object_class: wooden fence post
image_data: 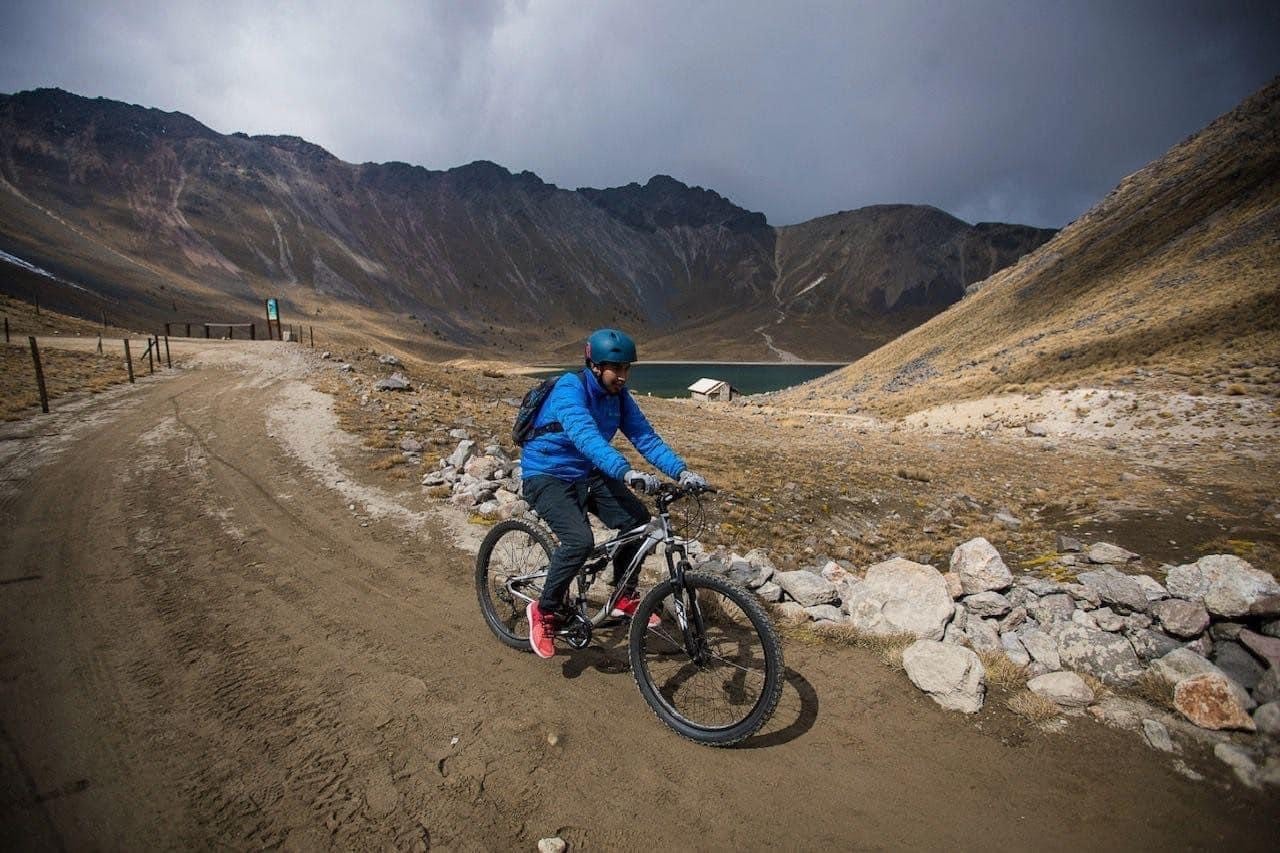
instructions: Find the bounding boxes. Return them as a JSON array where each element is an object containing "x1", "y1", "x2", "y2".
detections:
[
  {"x1": 101, "y1": 310, "x2": 107, "y2": 329},
  {"x1": 164, "y1": 322, "x2": 170, "y2": 338},
  {"x1": 28, "y1": 337, "x2": 49, "y2": 413},
  {"x1": 186, "y1": 322, "x2": 192, "y2": 337},
  {"x1": 164, "y1": 335, "x2": 172, "y2": 368},
  {"x1": 310, "y1": 325, "x2": 314, "y2": 347},
  {"x1": 97, "y1": 334, "x2": 103, "y2": 354},
  {"x1": 146, "y1": 338, "x2": 154, "y2": 374},
  {"x1": 250, "y1": 323, "x2": 256, "y2": 340},
  {"x1": 124, "y1": 339, "x2": 135, "y2": 383},
  {"x1": 4, "y1": 316, "x2": 8, "y2": 343},
  {"x1": 204, "y1": 324, "x2": 210, "y2": 339}
]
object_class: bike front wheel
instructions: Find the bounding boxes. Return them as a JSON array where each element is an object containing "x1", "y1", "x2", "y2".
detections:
[
  {"x1": 475, "y1": 519, "x2": 553, "y2": 651},
  {"x1": 629, "y1": 572, "x2": 784, "y2": 746}
]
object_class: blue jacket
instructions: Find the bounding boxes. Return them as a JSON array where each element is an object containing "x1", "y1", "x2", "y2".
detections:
[{"x1": 520, "y1": 369, "x2": 686, "y2": 483}]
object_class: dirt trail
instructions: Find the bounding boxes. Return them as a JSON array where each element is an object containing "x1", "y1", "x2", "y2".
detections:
[{"x1": 0, "y1": 342, "x2": 1275, "y2": 849}]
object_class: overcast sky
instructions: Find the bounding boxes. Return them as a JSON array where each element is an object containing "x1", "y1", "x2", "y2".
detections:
[{"x1": 2, "y1": 1, "x2": 1277, "y2": 228}]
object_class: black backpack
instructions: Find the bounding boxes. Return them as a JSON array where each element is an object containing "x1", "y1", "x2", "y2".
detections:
[{"x1": 512, "y1": 371, "x2": 588, "y2": 446}]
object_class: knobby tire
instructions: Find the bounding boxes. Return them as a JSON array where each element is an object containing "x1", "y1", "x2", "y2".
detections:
[{"x1": 475, "y1": 518, "x2": 553, "y2": 651}]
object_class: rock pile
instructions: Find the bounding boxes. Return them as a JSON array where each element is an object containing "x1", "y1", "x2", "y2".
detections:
[{"x1": 427, "y1": 438, "x2": 528, "y2": 520}]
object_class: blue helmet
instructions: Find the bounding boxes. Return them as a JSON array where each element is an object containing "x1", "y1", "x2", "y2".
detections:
[{"x1": 585, "y1": 328, "x2": 637, "y2": 365}]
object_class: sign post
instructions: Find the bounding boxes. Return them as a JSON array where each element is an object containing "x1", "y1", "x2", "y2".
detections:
[{"x1": 265, "y1": 298, "x2": 282, "y2": 341}]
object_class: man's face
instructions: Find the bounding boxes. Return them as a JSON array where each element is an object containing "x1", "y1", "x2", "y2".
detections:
[{"x1": 596, "y1": 361, "x2": 630, "y2": 394}]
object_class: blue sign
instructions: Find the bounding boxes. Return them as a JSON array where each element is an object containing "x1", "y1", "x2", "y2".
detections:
[{"x1": 266, "y1": 298, "x2": 279, "y2": 321}]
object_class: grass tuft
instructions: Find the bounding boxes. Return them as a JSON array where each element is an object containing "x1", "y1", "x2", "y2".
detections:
[
  {"x1": 978, "y1": 651, "x2": 1028, "y2": 689},
  {"x1": 1130, "y1": 671, "x2": 1176, "y2": 711},
  {"x1": 1007, "y1": 690, "x2": 1061, "y2": 722}
]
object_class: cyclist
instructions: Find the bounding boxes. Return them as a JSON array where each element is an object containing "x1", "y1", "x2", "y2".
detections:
[{"x1": 520, "y1": 328, "x2": 707, "y2": 658}]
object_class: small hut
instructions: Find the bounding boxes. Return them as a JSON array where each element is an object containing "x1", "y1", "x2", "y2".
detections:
[{"x1": 688, "y1": 377, "x2": 739, "y2": 402}]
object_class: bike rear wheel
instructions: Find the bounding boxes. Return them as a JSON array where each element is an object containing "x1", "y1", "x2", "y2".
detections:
[
  {"x1": 629, "y1": 572, "x2": 784, "y2": 746},
  {"x1": 475, "y1": 519, "x2": 553, "y2": 651}
]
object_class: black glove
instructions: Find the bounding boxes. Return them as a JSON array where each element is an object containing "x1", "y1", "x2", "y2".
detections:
[{"x1": 624, "y1": 469, "x2": 660, "y2": 495}]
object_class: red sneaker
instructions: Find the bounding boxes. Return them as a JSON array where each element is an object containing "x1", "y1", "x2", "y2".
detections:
[
  {"x1": 611, "y1": 593, "x2": 660, "y2": 627},
  {"x1": 526, "y1": 601, "x2": 556, "y2": 659}
]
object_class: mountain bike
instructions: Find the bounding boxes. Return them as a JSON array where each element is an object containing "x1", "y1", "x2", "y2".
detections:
[{"x1": 475, "y1": 482, "x2": 784, "y2": 746}]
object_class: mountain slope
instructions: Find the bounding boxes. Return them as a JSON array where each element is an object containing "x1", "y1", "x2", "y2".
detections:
[
  {"x1": 783, "y1": 77, "x2": 1280, "y2": 413},
  {"x1": 0, "y1": 88, "x2": 1052, "y2": 360}
]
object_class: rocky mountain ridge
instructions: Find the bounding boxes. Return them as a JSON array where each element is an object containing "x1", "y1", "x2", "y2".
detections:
[{"x1": 0, "y1": 88, "x2": 1052, "y2": 360}]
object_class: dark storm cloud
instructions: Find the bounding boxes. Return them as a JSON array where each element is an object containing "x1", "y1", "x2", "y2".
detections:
[{"x1": 2, "y1": 1, "x2": 1277, "y2": 227}]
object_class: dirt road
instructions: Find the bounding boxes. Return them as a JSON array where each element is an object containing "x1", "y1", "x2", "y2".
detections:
[{"x1": 1, "y1": 343, "x2": 1275, "y2": 850}]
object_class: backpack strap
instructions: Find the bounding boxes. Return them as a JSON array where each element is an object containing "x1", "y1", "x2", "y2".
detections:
[{"x1": 528, "y1": 370, "x2": 590, "y2": 440}]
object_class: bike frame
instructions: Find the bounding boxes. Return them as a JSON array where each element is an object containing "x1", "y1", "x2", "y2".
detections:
[{"x1": 502, "y1": 487, "x2": 701, "y2": 648}]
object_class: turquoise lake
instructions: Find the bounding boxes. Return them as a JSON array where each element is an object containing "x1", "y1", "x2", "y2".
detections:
[{"x1": 532, "y1": 362, "x2": 846, "y2": 398}]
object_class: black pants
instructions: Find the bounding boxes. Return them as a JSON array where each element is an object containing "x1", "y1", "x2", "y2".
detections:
[{"x1": 523, "y1": 472, "x2": 651, "y2": 612}]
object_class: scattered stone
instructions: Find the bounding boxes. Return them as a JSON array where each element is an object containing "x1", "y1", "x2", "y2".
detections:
[
  {"x1": 1022, "y1": 577, "x2": 1065, "y2": 596},
  {"x1": 1087, "y1": 697, "x2": 1142, "y2": 730},
  {"x1": 320, "y1": 350, "x2": 331, "y2": 359},
  {"x1": 1149, "y1": 598, "x2": 1210, "y2": 639},
  {"x1": 902, "y1": 640, "x2": 986, "y2": 713},
  {"x1": 842, "y1": 558, "x2": 954, "y2": 639},
  {"x1": 942, "y1": 571, "x2": 963, "y2": 600},
  {"x1": 774, "y1": 570, "x2": 839, "y2": 608},
  {"x1": 1071, "y1": 609, "x2": 1098, "y2": 630},
  {"x1": 448, "y1": 428, "x2": 469, "y2": 440},
  {"x1": 1123, "y1": 612, "x2": 1151, "y2": 631},
  {"x1": 1076, "y1": 568, "x2": 1148, "y2": 613},
  {"x1": 950, "y1": 537, "x2": 1012, "y2": 595},
  {"x1": 377, "y1": 354, "x2": 401, "y2": 365},
  {"x1": 1260, "y1": 619, "x2": 1280, "y2": 639},
  {"x1": 338, "y1": 362, "x2": 354, "y2": 372},
  {"x1": 1183, "y1": 633, "x2": 1213, "y2": 658},
  {"x1": 1087, "y1": 542, "x2": 1137, "y2": 564},
  {"x1": 1253, "y1": 702, "x2": 1280, "y2": 737},
  {"x1": 399, "y1": 437, "x2": 424, "y2": 454},
  {"x1": 1151, "y1": 648, "x2": 1224, "y2": 683},
  {"x1": 1254, "y1": 668, "x2": 1280, "y2": 705},
  {"x1": 1027, "y1": 671, "x2": 1094, "y2": 707},
  {"x1": 1065, "y1": 583, "x2": 1101, "y2": 608},
  {"x1": 992, "y1": 511, "x2": 1022, "y2": 530},
  {"x1": 774, "y1": 601, "x2": 807, "y2": 621},
  {"x1": 962, "y1": 591, "x2": 1011, "y2": 618},
  {"x1": 538, "y1": 837, "x2": 568, "y2": 853},
  {"x1": 1054, "y1": 624, "x2": 1144, "y2": 685},
  {"x1": 820, "y1": 560, "x2": 852, "y2": 585},
  {"x1": 1175, "y1": 674, "x2": 1257, "y2": 731},
  {"x1": 1172, "y1": 760, "x2": 1204, "y2": 782},
  {"x1": 1055, "y1": 533, "x2": 1083, "y2": 553},
  {"x1": 1238, "y1": 628, "x2": 1280, "y2": 669},
  {"x1": 1209, "y1": 622, "x2": 1245, "y2": 641},
  {"x1": 1212, "y1": 743, "x2": 1260, "y2": 788},
  {"x1": 375, "y1": 372, "x2": 411, "y2": 391},
  {"x1": 1141, "y1": 719, "x2": 1175, "y2": 752}
]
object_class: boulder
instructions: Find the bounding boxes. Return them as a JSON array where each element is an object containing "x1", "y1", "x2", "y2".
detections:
[
  {"x1": 399, "y1": 437, "x2": 424, "y2": 453},
  {"x1": 1239, "y1": 628, "x2": 1280, "y2": 670},
  {"x1": 1150, "y1": 647, "x2": 1223, "y2": 684},
  {"x1": 773, "y1": 601, "x2": 808, "y2": 621},
  {"x1": 1054, "y1": 624, "x2": 1144, "y2": 685},
  {"x1": 1087, "y1": 542, "x2": 1137, "y2": 564},
  {"x1": 1076, "y1": 568, "x2": 1148, "y2": 613},
  {"x1": 1165, "y1": 554, "x2": 1280, "y2": 618},
  {"x1": 1030, "y1": 593, "x2": 1075, "y2": 626},
  {"x1": 1055, "y1": 533, "x2": 1083, "y2": 553},
  {"x1": 992, "y1": 511, "x2": 1022, "y2": 530},
  {"x1": 998, "y1": 606, "x2": 1027, "y2": 633},
  {"x1": 1150, "y1": 598, "x2": 1210, "y2": 639},
  {"x1": 942, "y1": 571, "x2": 963, "y2": 600},
  {"x1": 965, "y1": 619, "x2": 1002, "y2": 653},
  {"x1": 902, "y1": 641, "x2": 986, "y2": 713},
  {"x1": 774, "y1": 571, "x2": 839, "y2": 607},
  {"x1": 1128, "y1": 628, "x2": 1181, "y2": 662},
  {"x1": 1132, "y1": 574, "x2": 1169, "y2": 603},
  {"x1": 464, "y1": 455, "x2": 502, "y2": 481},
  {"x1": 806, "y1": 604, "x2": 846, "y2": 623},
  {"x1": 1254, "y1": 668, "x2": 1280, "y2": 705},
  {"x1": 1001, "y1": 632, "x2": 1031, "y2": 667},
  {"x1": 446, "y1": 440, "x2": 477, "y2": 469},
  {"x1": 1091, "y1": 607, "x2": 1126, "y2": 633},
  {"x1": 1065, "y1": 583, "x2": 1102, "y2": 608},
  {"x1": 1253, "y1": 702, "x2": 1280, "y2": 737},
  {"x1": 962, "y1": 591, "x2": 1011, "y2": 618},
  {"x1": 842, "y1": 558, "x2": 954, "y2": 640},
  {"x1": 729, "y1": 559, "x2": 773, "y2": 590},
  {"x1": 1027, "y1": 671, "x2": 1094, "y2": 707},
  {"x1": 743, "y1": 548, "x2": 778, "y2": 573},
  {"x1": 1175, "y1": 674, "x2": 1256, "y2": 731},
  {"x1": 1019, "y1": 628, "x2": 1061, "y2": 671},
  {"x1": 1071, "y1": 609, "x2": 1098, "y2": 630},
  {"x1": 951, "y1": 538, "x2": 1012, "y2": 594},
  {"x1": 754, "y1": 581, "x2": 783, "y2": 603},
  {"x1": 1212, "y1": 641, "x2": 1265, "y2": 691}
]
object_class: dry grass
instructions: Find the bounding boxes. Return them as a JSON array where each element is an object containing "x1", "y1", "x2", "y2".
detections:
[
  {"x1": 1007, "y1": 690, "x2": 1061, "y2": 722},
  {"x1": 1128, "y1": 671, "x2": 1176, "y2": 711},
  {"x1": 368, "y1": 454, "x2": 406, "y2": 471},
  {"x1": 978, "y1": 651, "x2": 1029, "y2": 689},
  {"x1": 795, "y1": 621, "x2": 917, "y2": 668},
  {"x1": 1, "y1": 340, "x2": 134, "y2": 419}
]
